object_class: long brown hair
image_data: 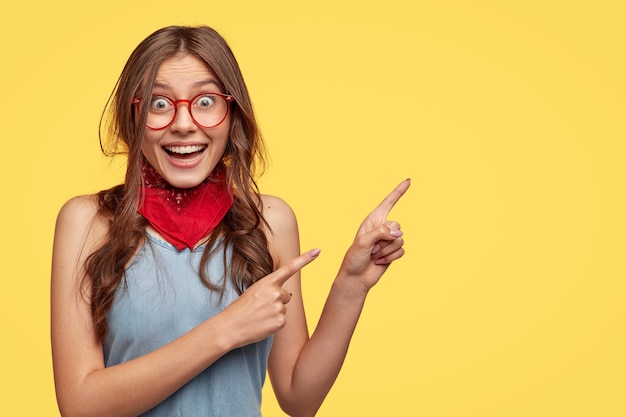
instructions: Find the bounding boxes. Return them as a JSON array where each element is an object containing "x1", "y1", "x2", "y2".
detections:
[{"x1": 86, "y1": 26, "x2": 273, "y2": 341}]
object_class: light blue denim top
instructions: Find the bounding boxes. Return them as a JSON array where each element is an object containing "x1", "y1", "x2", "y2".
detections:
[{"x1": 103, "y1": 233, "x2": 272, "y2": 417}]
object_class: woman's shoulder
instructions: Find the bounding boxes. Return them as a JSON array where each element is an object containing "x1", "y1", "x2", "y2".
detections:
[
  {"x1": 259, "y1": 194, "x2": 297, "y2": 224},
  {"x1": 55, "y1": 194, "x2": 109, "y2": 243},
  {"x1": 259, "y1": 194, "x2": 299, "y2": 237},
  {"x1": 57, "y1": 194, "x2": 101, "y2": 221},
  {"x1": 259, "y1": 194, "x2": 301, "y2": 263},
  {"x1": 259, "y1": 194, "x2": 293, "y2": 211}
]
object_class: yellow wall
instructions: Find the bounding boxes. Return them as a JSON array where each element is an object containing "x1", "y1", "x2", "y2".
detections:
[{"x1": 1, "y1": 1, "x2": 625, "y2": 415}]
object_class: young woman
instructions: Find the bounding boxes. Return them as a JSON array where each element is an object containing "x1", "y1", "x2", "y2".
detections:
[{"x1": 51, "y1": 25, "x2": 409, "y2": 417}]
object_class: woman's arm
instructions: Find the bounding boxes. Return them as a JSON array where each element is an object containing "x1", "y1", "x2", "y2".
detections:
[
  {"x1": 51, "y1": 195, "x2": 318, "y2": 417},
  {"x1": 265, "y1": 179, "x2": 410, "y2": 417}
]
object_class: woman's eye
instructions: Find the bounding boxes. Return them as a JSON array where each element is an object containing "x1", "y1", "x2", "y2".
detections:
[
  {"x1": 150, "y1": 97, "x2": 171, "y2": 110},
  {"x1": 195, "y1": 95, "x2": 216, "y2": 108}
]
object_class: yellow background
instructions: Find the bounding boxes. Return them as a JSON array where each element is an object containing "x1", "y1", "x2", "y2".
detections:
[{"x1": 1, "y1": 1, "x2": 625, "y2": 416}]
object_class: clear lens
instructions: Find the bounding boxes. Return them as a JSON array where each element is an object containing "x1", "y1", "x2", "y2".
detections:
[
  {"x1": 144, "y1": 93, "x2": 231, "y2": 130},
  {"x1": 146, "y1": 96, "x2": 176, "y2": 129},
  {"x1": 190, "y1": 94, "x2": 227, "y2": 127}
]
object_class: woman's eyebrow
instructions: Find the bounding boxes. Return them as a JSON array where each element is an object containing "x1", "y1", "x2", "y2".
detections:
[
  {"x1": 193, "y1": 79, "x2": 219, "y2": 89},
  {"x1": 153, "y1": 82, "x2": 170, "y2": 90}
]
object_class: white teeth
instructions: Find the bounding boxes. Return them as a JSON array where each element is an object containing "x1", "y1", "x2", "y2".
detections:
[{"x1": 165, "y1": 145, "x2": 205, "y2": 154}]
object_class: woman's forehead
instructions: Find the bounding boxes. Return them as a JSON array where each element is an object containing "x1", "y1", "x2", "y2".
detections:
[
  {"x1": 152, "y1": 54, "x2": 222, "y2": 92},
  {"x1": 156, "y1": 55, "x2": 215, "y2": 80}
]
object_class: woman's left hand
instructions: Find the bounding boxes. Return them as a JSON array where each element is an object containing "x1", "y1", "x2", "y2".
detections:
[{"x1": 338, "y1": 179, "x2": 411, "y2": 292}]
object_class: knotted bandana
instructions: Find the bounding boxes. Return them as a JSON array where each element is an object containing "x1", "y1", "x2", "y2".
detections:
[{"x1": 138, "y1": 161, "x2": 233, "y2": 250}]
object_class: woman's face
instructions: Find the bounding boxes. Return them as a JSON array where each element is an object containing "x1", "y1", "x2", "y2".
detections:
[{"x1": 140, "y1": 54, "x2": 230, "y2": 188}]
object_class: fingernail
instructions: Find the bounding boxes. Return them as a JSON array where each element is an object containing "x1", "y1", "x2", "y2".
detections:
[
  {"x1": 390, "y1": 230, "x2": 403, "y2": 237},
  {"x1": 371, "y1": 244, "x2": 381, "y2": 255},
  {"x1": 309, "y1": 248, "x2": 321, "y2": 257}
]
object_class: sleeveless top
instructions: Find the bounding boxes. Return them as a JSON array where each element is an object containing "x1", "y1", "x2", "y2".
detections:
[{"x1": 103, "y1": 233, "x2": 273, "y2": 417}]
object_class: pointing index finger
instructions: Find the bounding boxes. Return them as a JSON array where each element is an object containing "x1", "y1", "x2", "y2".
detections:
[
  {"x1": 373, "y1": 178, "x2": 411, "y2": 218},
  {"x1": 268, "y1": 248, "x2": 321, "y2": 287}
]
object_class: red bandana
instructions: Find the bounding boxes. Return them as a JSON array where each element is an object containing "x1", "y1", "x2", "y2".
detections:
[{"x1": 138, "y1": 161, "x2": 233, "y2": 250}]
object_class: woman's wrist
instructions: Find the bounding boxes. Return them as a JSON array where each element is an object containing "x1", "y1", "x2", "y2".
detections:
[
  {"x1": 332, "y1": 270, "x2": 371, "y2": 304},
  {"x1": 200, "y1": 314, "x2": 238, "y2": 354}
]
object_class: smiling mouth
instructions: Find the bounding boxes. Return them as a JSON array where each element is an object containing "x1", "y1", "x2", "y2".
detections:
[{"x1": 164, "y1": 145, "x2": 207, "y2": 160}]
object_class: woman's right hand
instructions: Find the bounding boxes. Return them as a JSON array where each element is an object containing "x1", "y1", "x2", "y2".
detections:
[{"x1": 220, "y1": 248, "x2": 320, "y2": 348}]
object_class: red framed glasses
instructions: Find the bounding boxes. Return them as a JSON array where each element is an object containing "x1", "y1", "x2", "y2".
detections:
[{"x1": 133, "y1": 92, "x2": 235, "y2": 130}]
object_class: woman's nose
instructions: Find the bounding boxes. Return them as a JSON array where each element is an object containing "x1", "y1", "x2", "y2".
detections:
[{"x1": 170, "y1": 103, "x2": 198, "y2": 133}]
